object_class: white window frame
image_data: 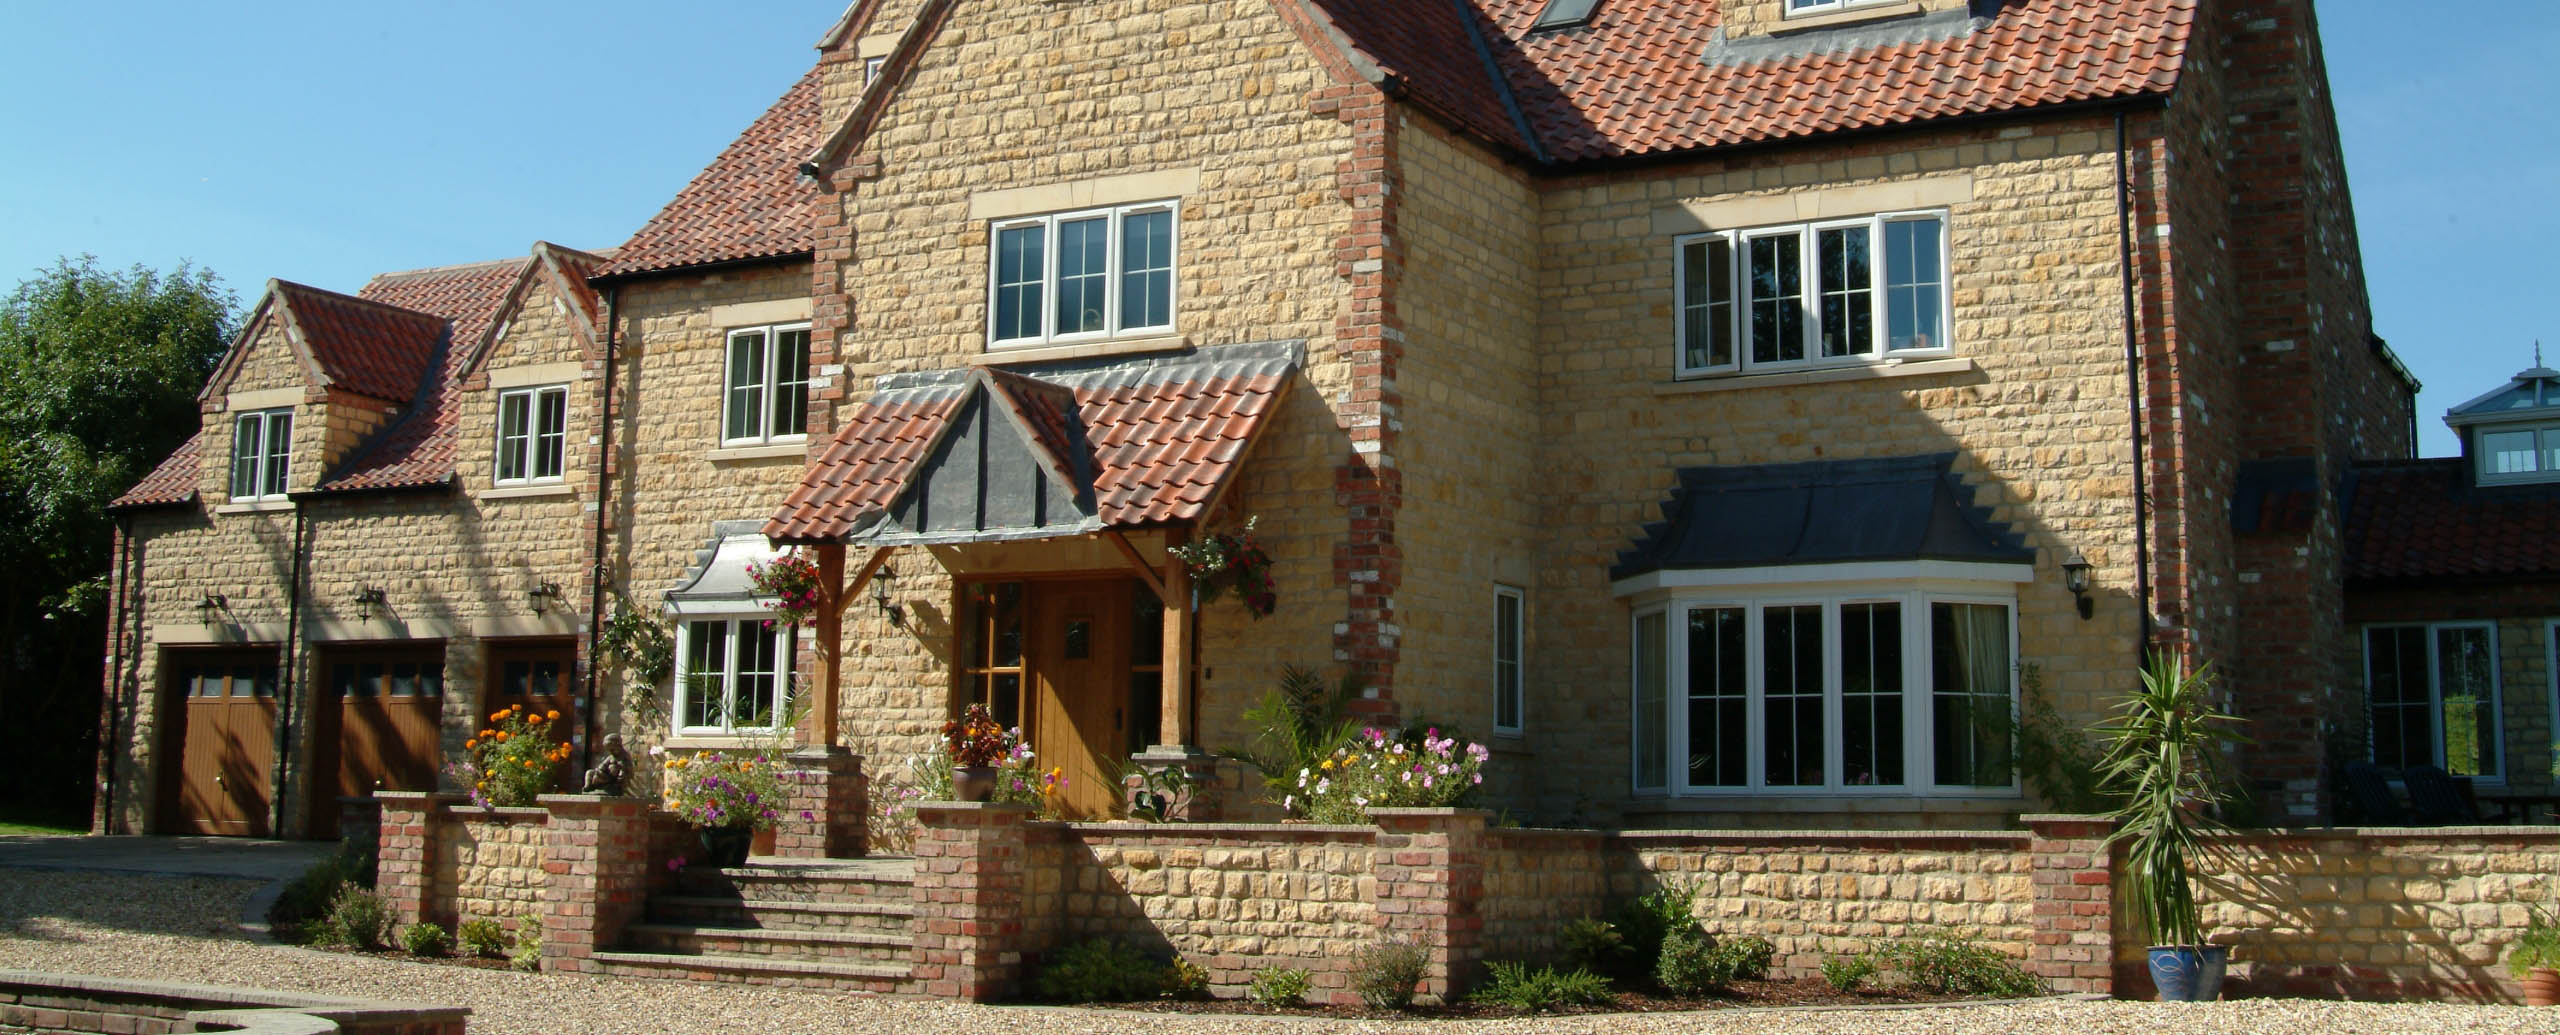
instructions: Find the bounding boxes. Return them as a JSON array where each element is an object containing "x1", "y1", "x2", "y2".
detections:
[
  {"x1": 1494, "y1": 585, "x2": 1526, "y2": 735},
  {"x1": 719, "y1": 323, "x2": 812, "y2": 446},
  {"x1": 229, "y1": 407, "x2": 293, "y2": 501},
  {"x1": 986, "y1": 200, "x2": 1179, "y2": 349},
  {"x1": 1628, "y1": 583, "x2": 2020, "y2": 798},
  {"x1": 494, "y1": 384, "x2": 569, "y2": 485},
  {"x1": 2364, "y1": 621, "x2": 2505, "y2": 782},
  {"x1": 1785, "y1": 0, "x2": 1903, "y2": 14},
  {"x1": 2475, "y1": 422, "x2": 2560, "y2": 485},
  {"x1": 673, "y1": 616, "x2": 797, "y2": 736},
  {"x1": 863, "y1": 56, "x2": 886, "y2": 86},
  {"x1": 1675, "y1": 210, "x2": 1951, "y2": 378}
]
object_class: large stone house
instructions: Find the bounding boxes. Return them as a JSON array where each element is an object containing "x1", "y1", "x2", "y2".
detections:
[{"x1": 102, "y1": 0, "x2": 2532, "y2": 841}]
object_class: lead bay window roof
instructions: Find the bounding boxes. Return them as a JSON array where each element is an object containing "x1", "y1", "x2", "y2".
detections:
[{"x1": 1612, "y1": 452, "x2": 2033, "y2": 590}]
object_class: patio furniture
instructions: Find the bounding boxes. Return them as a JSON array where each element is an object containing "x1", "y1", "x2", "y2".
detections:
[
  {"x1": 2404, "y1": 765, "x2": 2482, "y2": 825},
  {"x1": 2339, "y1": 761, "x2": 2410, "y2": 825}
]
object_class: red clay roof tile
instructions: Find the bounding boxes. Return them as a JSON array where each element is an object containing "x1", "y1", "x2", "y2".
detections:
[
  {"x1": 271, "y1": 281, "x2": 450, "y2": 403},
  {"x1": 108, "y1": 431, "x2": 203, "y2": 509},
  {"x1": 319, "y1": 258, "x2": 535, "y2": 493},
  {"x1": 595, "y1": 68, "x2": 822, "y2": 279},
  {"x1": 2345, "y1": 460, "x2": 2560, "y2": 582}
]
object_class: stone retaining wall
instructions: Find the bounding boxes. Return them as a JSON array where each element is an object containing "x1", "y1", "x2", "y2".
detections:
[
  {"x1": 431, "y1": 806, "x2": 549, "y2": 930},
  {"x1": 0, "y1": 970, "x2": 466, "y2": 1035},
  {"x1": 1480, "y1": 827, "x2": 1610, "y2": 960}
]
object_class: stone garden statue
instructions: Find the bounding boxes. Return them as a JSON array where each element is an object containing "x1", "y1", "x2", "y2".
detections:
[{"x1": 582, "y1": 733, "x2": 632, "y2": 795}]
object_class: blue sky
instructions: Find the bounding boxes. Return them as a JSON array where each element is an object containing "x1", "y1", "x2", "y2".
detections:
[{"x1": 0, "y1": 3, "x2": 2547, "y2": 457}]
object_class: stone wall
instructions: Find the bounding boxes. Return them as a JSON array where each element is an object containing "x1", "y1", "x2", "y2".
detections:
[
  {"x1": 0, "y1": 970, "x2": 467, "y2": 1035},
  {"x1": 1480, "y1": 828, "x2": 1610, "y2": 959},
  {"x1": 430, "y1": 805, "x2": 549, "y2": 930},
  {"x1": 1617, "y1": 829, "x2": 2037, "y2": 976},
  {"x1": 2174, "y1": 826, "x2": 2560, "y2": 1002},
  {"x1": 1027, "y1": 822, "x2": 1378, "y2": 996}
]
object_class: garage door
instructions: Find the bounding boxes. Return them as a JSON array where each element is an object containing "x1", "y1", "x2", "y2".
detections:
[
  {"x1": 158, "y1": 651, "x2": 281, "y2": 836},
  {"x1": 309, "y1": 646, "x2": 445, "y2": 838}
]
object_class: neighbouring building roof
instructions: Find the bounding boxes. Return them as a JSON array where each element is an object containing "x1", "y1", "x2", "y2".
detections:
[
  {"x1": 1612, "y1": 452, "x2": 2033, "y2": 581},
  {"x1": 108, "y1": 431, "x2": 204, "y2": 510},
  {"x1": 767, "y1": 341, "x2": 1300, "y2": 543},
  {"x1": 593, "y1": 67, "x2": 823, "y2": 279},
  {"x1": 1309, "y1": 0, "x2": 2192, "y2": 164},
  {"x1": 2343, "y1": 459, "x2": 2560, "y2": 583},
  {"x1": 318, "y1": 257, "x2": 538, "y2": 493}
]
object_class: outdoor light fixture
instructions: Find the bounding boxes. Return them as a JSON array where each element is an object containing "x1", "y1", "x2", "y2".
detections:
[
  {"x1": 874, "y1": 562, "x2": 902, "y2": 627},
  {"x1": 2061, "y1": 551, "x2": 2094, "y2": 620},
  {"x1": 527, "y1": 581, "x2": 564, "y2": 616},
  {"x1": 353, "y1": 587, "x2": 388, "y2": 622},
  {"x1": 194, "y1": 593, "x2": 227, "y2": 620}
]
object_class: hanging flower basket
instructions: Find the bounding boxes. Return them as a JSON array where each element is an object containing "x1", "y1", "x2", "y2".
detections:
[
  {"x1": 746, "y1": 550, "x2": 824, "y2": 629},
  {"x1": 1170, "y1": 517, "x2": 1276, "y2": 618}
]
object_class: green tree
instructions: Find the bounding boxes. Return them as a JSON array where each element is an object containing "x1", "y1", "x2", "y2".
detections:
[{"x1": 0, "y1": 257, "x2": 235, "y2": 825}]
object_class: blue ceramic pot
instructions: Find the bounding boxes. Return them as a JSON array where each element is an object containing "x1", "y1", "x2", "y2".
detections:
[{"x1": 2147, "y1": 944, "x2": 2230, "y2": 1001}]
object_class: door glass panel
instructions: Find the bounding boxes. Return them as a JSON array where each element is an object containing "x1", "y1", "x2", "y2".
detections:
[
  {"x1": 389, "y1": 662, "x2": 417, "y2": 697},
  {"x1": 990, "y1": 672, "x2": 1022, "y2": 730}
]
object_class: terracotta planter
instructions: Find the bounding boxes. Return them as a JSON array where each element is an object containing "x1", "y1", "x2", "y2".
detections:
[
  {"x1": 954, "y1": 765, "x2": 998, "y2": 803},
  {"x1": 2523, "y1": 967, "x2": 2560, "y2": 1006}
]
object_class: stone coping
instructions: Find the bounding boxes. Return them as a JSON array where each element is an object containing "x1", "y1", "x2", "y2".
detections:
[
  {"x1": 1614, "y1": 828, "x2": 2033, "y2": 844},
  {"x1": 1483, "y1": 825, "x2": 1614, "y2": 839},
  {"x1": 1047, "y1": 820, "x2": 1377, "y2": 838},
  {"x1": 0, "y1": 969, "x2": 467, "y2": 1032},
  {"x1": 437, "y1": 803, "x2": 550, "y2": 821}
]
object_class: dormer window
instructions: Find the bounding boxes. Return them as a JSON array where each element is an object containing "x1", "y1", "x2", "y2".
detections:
[
  {"x1": 2477, "y1": 424, "x2": 2560, "y2": 484},
  {"x1": 1786, "y1": 0, "x2": 1903, "y2": 14},
  {"x1": 2445, "y1": 361, "x2": 2560, "y2": 486},
  {"x1": 229, "y1": 408, "x2": 292, "y2": 501}
]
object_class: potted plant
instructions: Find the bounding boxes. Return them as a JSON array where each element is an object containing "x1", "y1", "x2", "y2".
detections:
[
  {"x1": 943, "y1": 704, "x2": 1010, "y2": 802},
  {"x1": 447, "y1": 704, "x2": 571, "y2": 807},
  {"x1": 2097, "y1": 651, "x2": 2248, "y2": 1002},
  {"x1": 659, "y1": 748, "x2": 785, "y2": 867},
  {"x1": 2511, "y1": 900, "x2": 2560, "y2": 1005}
]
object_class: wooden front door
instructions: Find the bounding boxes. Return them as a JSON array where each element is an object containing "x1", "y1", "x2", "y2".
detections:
[
  {"x1": 1026, "y1": 579, "x2": 1132, "y2": 820},
  {"x1": 309, "y1": 646, "x2": 445, "y2": 838},
  {"x1": 159, "y1": 651, "x2": 280, "y2": 836},
  {"x1": 485, "y1": 641, "x2": 576, "y2": 744}
]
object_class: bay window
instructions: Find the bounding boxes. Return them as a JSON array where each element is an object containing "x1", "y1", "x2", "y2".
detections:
[
  {"x1": 989, "y1": 201, "x2": 1177, "y2": 348},
  {"x1": 2366, "y1": 623, "x2": 2502, "y2": 779},
  {"x1": 674, "y1": 617, "x2": 795, "y2": 735},
  {"x1": 1631, "y1": 589, "x2": 2015, "y2": 796},
  {"x1": 1677, "y1": 212, "x2": 1948, "y2": 377}
]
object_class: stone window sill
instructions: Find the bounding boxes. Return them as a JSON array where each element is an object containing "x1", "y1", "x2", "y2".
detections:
[
  {"x1": 1627, "y1": 793, "x2": 2023, "y2": 815},
  {"x1": 972, "y1": 334, "x2": 1190, "y2": 367},
  {"x1": 214, "y1": 499, "x2": 295, "y2": 514},
  {"x1": 707, "y1": 442, "x2": 806, "y2": 463},
  {"x1": 662, "y1": 735, "x2": 798, "y2": 752},
  {"x1": 477, "y1": 483, "x2": 574, "y2": 501},
  {"x1": 1654, "y1": 356, "x2": 1975, "y2": 396},
  {"x1": 1778, "y1": 1, "x2": 1926, "y2": 33}
]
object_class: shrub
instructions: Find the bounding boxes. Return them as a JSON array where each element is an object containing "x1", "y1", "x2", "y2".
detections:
[
  {"x1": 1607, "y1": 875, "x2": 1703, "y2": 978},
  {"x1": 1161, "y1": 957, "x2": 1211, "y2": 1000},
  {"x1": 1821, "y1": 952, "x2": 1877, "y2": 992},
  {"x1": 1353, "y1": 938, "x2": 1428, "y2": 1011},
  {"x1": 659, "y1": 747, "x2": 789, "y2": 830},
  {"x1": 266, "y1": 855, "x2": 350, "y2": 944},
  {"x1": 399, "y1": 922, "x2": 449, "y2": 957},
  {"x1": 1247, "y1": 967, "x2": 1312, "y2": 1007},
  {"x1": 1559, "y1": 917, "x2": 1627, "y2": 975},
  {"x1": 1655, "y1": 930, "x2": 1737, "y2": 996},
  {"x1": 1034, "y1": 939, "x2": 1165, "y2": 1003},
  {"x1": 508, "y1": 912, "x2": 543, "y2": 972},
  {"x1": 1294, "y1": 725, "x2": 1490, "y2": 823},
  {"x1": 1472, "y1": 961, "x2": 1613, "y2": 1013},
  {"x1": 1721, "y1": 934, "x2": 1776, "y2": 980},
  {"x1": 327, "y1": 886, "x2": 393, "y2": 951},
  {"x1": 456, "y1": 918, "x2": 507, "y2": 959},
  {"x1": 448, "y1": 704, "x2": 570, "y2": 807},
  {"x1": 1876, "y1": 929, "x2": 2044, "y2": 998}
]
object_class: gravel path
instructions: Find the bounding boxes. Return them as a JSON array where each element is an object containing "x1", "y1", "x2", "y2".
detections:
[{"x1": 2, "y1": 868, "x2": 2554, "y2": 1035}]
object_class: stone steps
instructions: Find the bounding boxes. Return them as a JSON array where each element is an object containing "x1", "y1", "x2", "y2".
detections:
[{"x1": 603, "y1": 857, "x2": 918, "y2": 991}]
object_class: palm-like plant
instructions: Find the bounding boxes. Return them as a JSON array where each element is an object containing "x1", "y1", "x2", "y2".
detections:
[
  {"x1": 1220, "y1": 664, "x2": 1359, "y2": 814},
  {"x1": 2097, "y1": 651, "x2": 2248, "y2": 948}
]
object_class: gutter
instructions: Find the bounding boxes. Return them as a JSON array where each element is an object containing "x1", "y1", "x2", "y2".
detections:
[{"x1": 585, "y1": 250, "x2": 815, "y2": 291}]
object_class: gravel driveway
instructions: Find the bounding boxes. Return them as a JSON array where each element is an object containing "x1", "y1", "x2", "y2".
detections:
[{"x1": 1, "y1": 864, "x2": 2553, "y2": 1035}]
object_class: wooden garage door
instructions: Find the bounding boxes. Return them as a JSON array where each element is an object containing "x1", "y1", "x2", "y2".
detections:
[
  {"x1": 309, "y1": 646, "x2": 445, "y2": 838},
  {"x1": 159, "y1": 652, "x2": 280, "y2": 836}
]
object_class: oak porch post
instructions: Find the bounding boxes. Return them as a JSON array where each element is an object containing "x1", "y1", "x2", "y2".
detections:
[{"x1": 1160, "y1": 544, "x2": 1193, "y2": 749}]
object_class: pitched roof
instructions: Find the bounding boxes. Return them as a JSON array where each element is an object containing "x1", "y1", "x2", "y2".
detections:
[
  {"x1": 594, "y1": 67, "x2": 824, "y2": 279},
  {"x1": 767, "y1": 342, "x2": 1299, "y2": 542},
  {"x1": 319, "y1": 258, "x2": 535, "y2": 493},
  {"x1": 267, "y1": 281, "x2": 451, "y2": 403},
  {"x1": 1300, "y1": 0, "x2": 1536, "y2": 155},
  {"x1": 108, "y1": 431, "x2": 203, "y2": 510},
  {"x1": 2344, "y1": 460, "x2": 2560, "y2": 583},
  {"x1": 1612, "y1": 452, "x2": 2032, "y2": 581}
]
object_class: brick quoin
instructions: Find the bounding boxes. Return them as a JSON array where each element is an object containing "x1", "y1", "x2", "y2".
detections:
[{"x1": 1322, "y1": 83, "x2": 1409, "y2": 719}]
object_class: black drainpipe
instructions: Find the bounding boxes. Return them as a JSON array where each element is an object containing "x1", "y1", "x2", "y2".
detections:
[
  {"x1": 98, "y1": 513, "x2": 133, "y2": 832},
  {"x1": 2116, "y1": 109, "x2": 2156, "y2": 660},
  {"x1": 584, "y1": 286, "x2": 619, "y2": 766},
  {"x1": 271, "y1": 505, "x2": 309, "y2": 838}
]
